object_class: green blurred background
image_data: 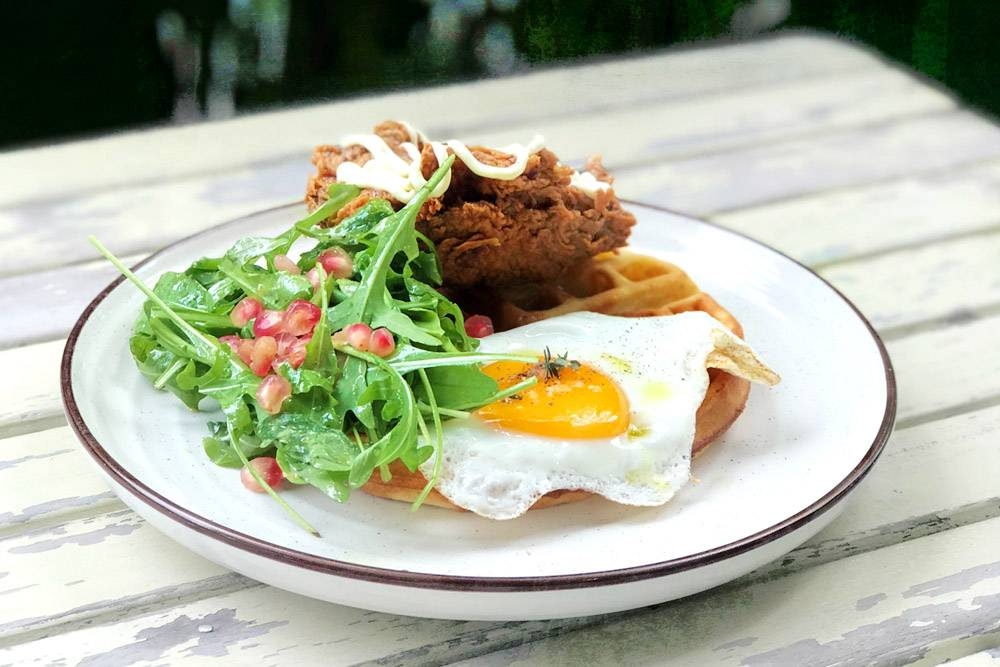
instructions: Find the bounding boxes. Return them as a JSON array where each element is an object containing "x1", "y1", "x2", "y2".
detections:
[{"x1": 3, "y1": 0, "x2": 995, "y2": 150}]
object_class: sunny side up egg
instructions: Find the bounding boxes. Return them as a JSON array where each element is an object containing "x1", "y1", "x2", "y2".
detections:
[{"x1": 419, "y1": 311, "x2": 773, "y2": 520}]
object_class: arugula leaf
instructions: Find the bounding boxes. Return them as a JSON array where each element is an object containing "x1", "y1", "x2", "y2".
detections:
[
  {"x1": 218, "y1": 258, "x2": 312, "y2": 309},
  {"x1": 129, "y1": 333, "x2": 204, "y2": 410},
  {"x1": 388, "y1": 346, "x2": 536, "y2": 373},
  {"x1": 401, "y1": 276, "x2": 476, "y2": 351},
  {"x1": 333, "y1": 347, "x2": 419, "y2": 488},
  {"x1": 412, "y1": 365, "x2": 499, "y2": 411},
  {"x1": 277, "y1": 446, "x2": 351, "y2": 502},
  {"x1": 369, "y1": 305, "x2": 440, "y2": 346},
  {"x1": 303, "y1": 265, "x2": 336, "y2": 374},
  {"x1": 358, "y1": 366, "x2": 405, "y2": 421},
  {"x1": 293, "y1": 183, "x2": 363, "y2": 237},
  {"x1": 328, "y1": 157, "x2": 455, "y2": 344},
  {"x1": 278, "y1": 364, "x2": 335, "y2": 394},
  {"x1": 412, "y1": 368, "x2": 444, "y2": 508},
  {"x1": 225, "y1": 235, "x2": 293, "y2": 265},
  {"x1": 298, "y1": 199, "x2": 395, "y2": 267},
  {"x1": 203, "y1": 417, "x2": 269, "y2": 468},
  {"x1": 153, "y1": 272, "x2": 216, "y2": 311},
  {"x1": 332, "y1": 355, "x2": 373, "y2": 431},
  {"x1": 222, "y1": 399, "x2": 321, "y2": 536},
  {"x1": 258, "y1": 413, "x2": 355, "y2": 470}
]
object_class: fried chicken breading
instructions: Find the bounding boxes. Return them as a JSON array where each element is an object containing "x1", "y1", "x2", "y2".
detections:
[{"x1": 305, "y1": 121, "x2": 636, "y2": 288}]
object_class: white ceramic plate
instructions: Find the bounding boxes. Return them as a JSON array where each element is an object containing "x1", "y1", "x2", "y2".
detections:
[{"x1": 63, "y1": 202, "x2": 895, "y2": 621}]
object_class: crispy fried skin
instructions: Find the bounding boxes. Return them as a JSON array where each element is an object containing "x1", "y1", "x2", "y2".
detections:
[{"x1": 305, "y1": 121, "x2": 636, "y2": 287}]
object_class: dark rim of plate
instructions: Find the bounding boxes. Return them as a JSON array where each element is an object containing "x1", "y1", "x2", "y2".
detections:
[{"x1": 61, "y1": 200, "x2": 897, "y2": 593}]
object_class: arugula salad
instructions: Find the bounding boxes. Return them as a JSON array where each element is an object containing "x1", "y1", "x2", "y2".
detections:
[{"x1": 93, "y1": 157, "x2": 539, "y2": 535}]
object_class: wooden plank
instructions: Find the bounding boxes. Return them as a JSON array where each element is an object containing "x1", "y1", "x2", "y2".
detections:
[
  {"x1": 890, "y1": 314, "x2": 1000, "y2": 426},
  {"x1": 2, "y1": 253, "x2": 142, "y2": 350},
  {"x1": 0, "y1": 339, "x2": 63, "y2": 439},
  {"x1": 778, "y1": 403, "x2": 1000, "y2": 575},
  {"x1": 618, "y1": 111, "x2": 1000, "y2": 215},
  {"x1": 0, "y1": 427, "x2": 116, "y2": 533},
  {"x1": 819, "y1": 229, "x2": 1000, "y2": 332},
  {"x1": 946, "y1": 649, "x2": 1000, "y2": 667},
  {"x1": 3, "y1": 396, "x2": 998, "y2": 648},
  {"x1": 0, "y1": 163, "x2": 303, "y2": 280},
  {"x1": 713, "y1": 159, "x2": 1000, "y2": 266},
  {"x1": 0, "y1": 65, "x2": 953, "y2": 281},
  {"x1": 8, "y1": 196, "x2": 1000, "y2": 353},
  {"x1": 5, "y1": 510, "x2": 999, "y2": 666},
  {"x1": 448, "y1": 518, "x2": 1000, "y2": 667},
  {"x1": 0, "y1": 427, "x2": 119, "y2": 533},
  {"x1": 459, "y1": 66, "x2": 954, "y2": 171},
  {"x1": 0, "y1": 34, "x2": 879, "y2": 208},
  {"x1": 0, "y1": 509, "x2": 234, "y2": 640}
]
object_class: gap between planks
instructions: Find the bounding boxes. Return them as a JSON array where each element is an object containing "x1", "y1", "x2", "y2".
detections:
[
  {"x1": 701, "y1": 151, "x2": 1000, "y2": 220},
  {"x1": 0, "y1": 425, "x2": 124, "y2": 541},
  {"x1": 806, "y1": 222, "x2": 1000, "y2": 272},
  {"x1": 878, "y1": 302, "x2": 1000, "y2": 342},
  {"x1": 606, "y1": 105, "x2": 956, "y2": 179}
]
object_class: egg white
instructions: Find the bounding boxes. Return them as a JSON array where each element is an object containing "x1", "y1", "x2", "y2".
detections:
[{"x1": 419, "y1": 311, "x2": 744, "y2": 520}]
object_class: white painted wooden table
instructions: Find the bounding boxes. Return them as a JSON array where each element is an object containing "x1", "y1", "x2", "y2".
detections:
[{"x1": 3, "y1": 32, "x2": 1000, "y2": 666}]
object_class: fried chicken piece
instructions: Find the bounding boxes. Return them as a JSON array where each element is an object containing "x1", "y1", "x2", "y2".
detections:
[{"x1": 305, "y1": 122, "x2": 636, "y2": 288}]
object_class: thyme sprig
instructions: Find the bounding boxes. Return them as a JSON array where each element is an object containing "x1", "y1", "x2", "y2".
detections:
[{"x1": 541, "y1": 347, "x2": 581, "y2": 380}]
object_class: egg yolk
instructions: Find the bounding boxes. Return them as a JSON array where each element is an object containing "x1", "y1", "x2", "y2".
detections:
[{"x1": 477, "y1": 360, "x2": 630, "y2": 439}]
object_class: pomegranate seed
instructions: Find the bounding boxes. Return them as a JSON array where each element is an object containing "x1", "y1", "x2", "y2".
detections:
[
  {"x1": 236, "y1": 338, "x2": 255, "y2": 366},
  {"x1": 284, "y1": 300, "x2": 322, "y2": 336},
  {"x1": 274, "y1": 332, "x2": 296, "y2": 358},
  {"x1": 219, "y1": 335, "x2": 240, "y2": 353},
  {"x1": 464, "y1": 314, "x2": 494, "y2": 338},
  {"x1": 249, "y1": 336, "x2": 278, "y2": 377},
  {"x1": 331, "y1": 330, "x2": 349, "y2": 346},
  {"x1": 273, "y1": 254, "x2": 301, "y2": 275},
  {"x1": 241, "y1": 456, "x2": 284, "y2": 492},
  {"x1": 318, "y1": 248, "x2": 353, "y2": 279},
  {"x1": 344, "y1": 322, "x2": 373, "y2": 351},
  {"x1": 275, "y1": 334, "x2": 309, "y2": 369},
  {"x1": 368, "y1": 328, "x2": 396, "y2": 357},
  {"x1": 230, "y1": 297, "x2": 263, "y2": 328},
  {"x1": 306, "y1": 267, "x2": 321, "y2": 290},
  {"x1": 252, "y1": 309, "x2": 285, "y2": 337},
  {"x1": 256, "y1": 373, "x2": 292, "y2": 415}
]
